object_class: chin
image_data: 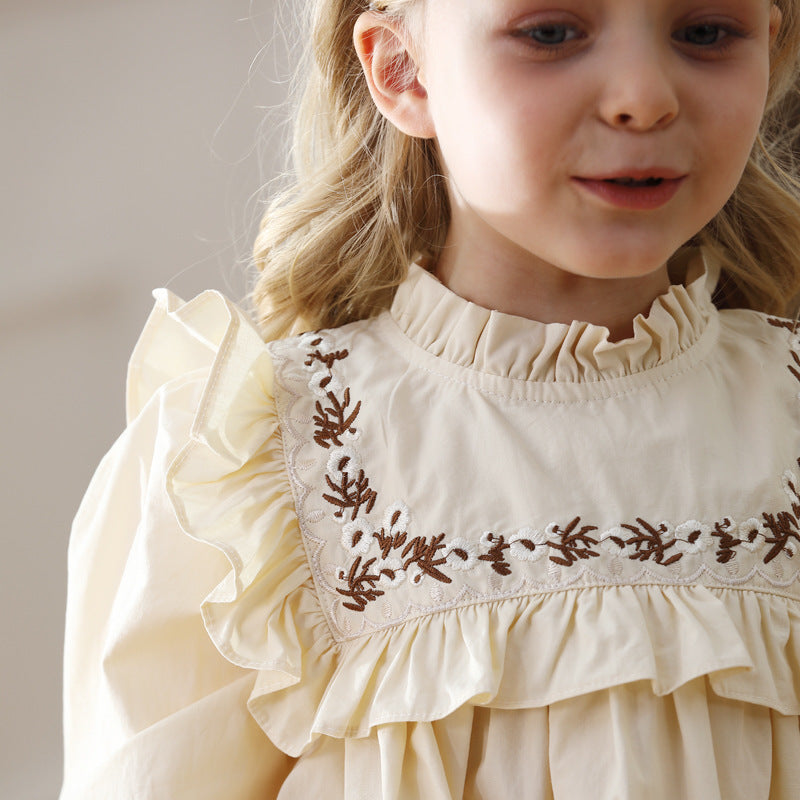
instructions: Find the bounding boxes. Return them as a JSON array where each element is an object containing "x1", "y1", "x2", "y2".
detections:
[
  {"x1": 557, "y1": 227, "x2": 691, "y2": 278},
  {"x1": 560, "y1": 252, "x2": 671, "y2": 281}
]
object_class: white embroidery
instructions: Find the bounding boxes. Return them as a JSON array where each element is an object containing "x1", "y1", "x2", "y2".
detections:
[
  {"x1": 674, "y1": 521, "x2": 713, "y2": 554},
  {"x1": 480, "y1": 531, "x2": 497, "y2": 549},
  {"x1": 309, "y1": 369, "x2": 343, "y2": 399},
  {"x1": 341, "y1": 427, "x2": 361, "y2": 443},
  {"x1": 383, "y1": 502, "x2": 411, "y2": 536},
  {"x1": 738, "y1": 518, "x2": 765, "y2": 552},
  {"x1": 509, "y1": 527, "x2": 548, "y2": 562},
  {"x1": 327, "y1": 446, "x2": 362, "y2": 479},
  {"x1": 341, "y1": 518, "x2": 375, "y2": 555},
  {"x1": 445, "y1": 538, "x2": 479, "y2": 570},
  {"x1": 375, "y1": 556, "x2": 405, "y2": 588},
  {"x1": 298, "y1": 331, "x2": 325, "y2": 348},
  {"x1": 407, "y1": 562, "x2": 426, "y2": 586}
]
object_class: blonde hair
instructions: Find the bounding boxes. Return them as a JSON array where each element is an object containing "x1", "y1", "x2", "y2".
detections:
[{"x1": 252, "y1": 0, "x2": 800, "y2": 339}]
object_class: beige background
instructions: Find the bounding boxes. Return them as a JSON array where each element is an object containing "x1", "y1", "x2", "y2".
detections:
[{"x1": 0, "y1": 1, "x2": 291, "y2": 796}]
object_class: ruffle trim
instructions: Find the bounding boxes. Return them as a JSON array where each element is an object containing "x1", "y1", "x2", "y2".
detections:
[
  {"x1": 249, "y1": 585, "x2": 800, "y2": 748},
  {"x1": 147, "y1": 290, "x2": 800, "y2": 758},
  {"x1": 392, "y1": 250, "x2": 717, "y2": 383}
]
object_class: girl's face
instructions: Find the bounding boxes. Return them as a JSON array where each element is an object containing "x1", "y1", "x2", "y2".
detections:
[{"x1": 415, "y1": 0, "x2": 778, "y2": 284}]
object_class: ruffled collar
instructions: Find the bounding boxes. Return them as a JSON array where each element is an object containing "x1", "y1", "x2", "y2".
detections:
[{"x1": 389, "y1": 252, "x2": 718, "y2": 383}]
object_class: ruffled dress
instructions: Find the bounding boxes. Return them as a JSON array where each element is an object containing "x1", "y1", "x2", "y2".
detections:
[{"x1": 61, "y1": 256, "x2": 800, "y2": 799}]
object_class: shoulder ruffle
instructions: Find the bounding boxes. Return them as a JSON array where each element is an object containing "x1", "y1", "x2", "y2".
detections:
[
  {"x1": 153, "y1": 291, "x2": 800, "y2": 758},
  {"x1": 149, "y1": 290, "x2": 337, "y2": 756}
]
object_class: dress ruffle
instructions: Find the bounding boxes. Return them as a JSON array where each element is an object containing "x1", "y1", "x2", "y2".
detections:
[
  {"x1": 148, "y1": 289, "x2": 800, "y2": 759},
  {"x1": 393, "y1": 251, "x2": 716, "y2": 382}
]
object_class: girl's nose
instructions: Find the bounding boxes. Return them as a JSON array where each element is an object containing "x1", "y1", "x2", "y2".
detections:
[{"x1": 597, "y1": 48, "x2": 680, "y2": 132}]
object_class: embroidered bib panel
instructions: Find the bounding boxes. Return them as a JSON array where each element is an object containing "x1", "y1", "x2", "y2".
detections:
[{"x1": 269, "y1": 313, "x2": 800, "y2": 641}]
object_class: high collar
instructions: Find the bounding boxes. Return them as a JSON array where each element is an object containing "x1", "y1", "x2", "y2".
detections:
[{"x1": 389, "y1": 252, "x2": 718, "y2": 383}]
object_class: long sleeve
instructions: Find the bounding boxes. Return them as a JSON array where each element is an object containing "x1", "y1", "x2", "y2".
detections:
[{"x1": 60, "y1": 293, "x2": 295, "y2": 800}]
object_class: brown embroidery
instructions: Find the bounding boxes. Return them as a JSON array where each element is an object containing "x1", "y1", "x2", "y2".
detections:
[
  {"x1": 337, "y1": 524, "x2": 453, "y2": 609},
  {"x1": 374, "y1": 514, "x2": 408, "y2": 557},
  {"x1": 785, "y1": 467, "x2": 800, "y2": 521},
  {"x1": 790, "y1": 351, "x2": 800, "y2": 385},
  {"x1": 313, "y1": 388, "x2": 361, "y2": 449},
  {"x1": 299, "y1": 320, "x2": 800, "y2": 612},
  {"x1": 337, "y1": 556, "x2": 388, "y2": 612},
  {"x1": 768, "y1": 318, "x2": 800, "y2": 382},
  {"x1": 761, "y1": 511, "x2": 800, "y2": 563},
  {"x1": 547, "y1": 518, "x2": 601, "y2": 566},
  {"x1": 323, "y1": 451, "x2": 377, "y2": 521},
  {"x1": 761, "y1": 318, "x2": 800, "y2": 561},
  {"x1": 617, "y1": 519, "x2": 682, "y2": 566},
  {"x1": 479, "y1": 533, "x2": 512, "y2": 575},
  {"x1": 400, "y1": 534, "x2": 452, "y2": 583},
  {"x1": 304, "y1": 339, "x2": 350, "y2": 371},
  {"x1": 712, "y1": 518, "x2": 743, "y2": 564},
  {"x1": 307, "y1": 338, "x2": 362, "y2": 449},
  {"x1": 767, "y1": 318, "x2": 799, "y2": 333}
]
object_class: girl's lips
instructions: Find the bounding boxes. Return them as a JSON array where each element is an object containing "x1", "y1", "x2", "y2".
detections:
[{"x1": 572, "y1": 176, "x2": 686, "y2": 210}]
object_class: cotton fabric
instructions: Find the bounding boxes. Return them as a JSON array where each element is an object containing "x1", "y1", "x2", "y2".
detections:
[{"x1": 61, "y1": 254, "x2": 800, "y2": 799}]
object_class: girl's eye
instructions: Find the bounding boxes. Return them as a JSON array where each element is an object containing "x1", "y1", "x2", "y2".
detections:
[
  {"x1": 684, "y1": 24, "x2": 723, "y2": 45},
  {"x1": 520, "y1": 24, "x2": 581, "y2": 47},
  {"x1": 673, "y1": 24, "x2": 728, "y2": 47}
]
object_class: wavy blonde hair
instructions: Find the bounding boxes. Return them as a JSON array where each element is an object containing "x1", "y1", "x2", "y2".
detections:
[{"x1": 252, "y1": 0, "x2": 800, "y2": 339}]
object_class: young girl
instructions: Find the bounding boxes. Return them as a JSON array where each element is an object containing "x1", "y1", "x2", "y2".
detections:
[{"x1": 61, "y1": 0, "x2": 800, "y2": 797}]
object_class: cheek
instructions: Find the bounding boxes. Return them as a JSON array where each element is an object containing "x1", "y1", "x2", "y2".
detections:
[
  {"x1": 431, "y1": 75, "x2": 573, "y2": 202},
  {"x1": 694, "y1": 71, "x2": 768, "y2": 171}
]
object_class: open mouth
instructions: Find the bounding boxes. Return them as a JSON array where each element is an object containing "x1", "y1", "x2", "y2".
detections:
[
  {"x1": 573, "y1": 174, "x2": 685, "y2": 210},
  {"x1": 603, "y1": 177, "x2": 665, "y2": 187}
]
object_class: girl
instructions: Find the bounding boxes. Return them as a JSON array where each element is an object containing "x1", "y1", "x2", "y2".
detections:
[{"x1": 61, "y1": 0, "x2": 800, "y2": 798}]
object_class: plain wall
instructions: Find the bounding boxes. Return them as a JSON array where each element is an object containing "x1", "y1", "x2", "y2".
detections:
[{"x1": 0, "y1": 2, "x2": 292, "y2": 796}]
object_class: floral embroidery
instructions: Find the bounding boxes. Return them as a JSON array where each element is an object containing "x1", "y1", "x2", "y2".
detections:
[
  {"x1": 341, "y1": 518, "x2": 374, "y2": 555},
  {"x1": 336, "y1": 556, "x2": 389, "y2": 612},
  {"x1": 288, "y1": 320, "x2": 800, "y2": 614},
  {"x1": 336, "y1": 515, "x2": 455, "y2": 610},
  {"x1": 544, "y1": 519, "x2": 601, "y2": 566},
  {"x1": 761, "y1": 511, "x2": 800, "y2": 563},
  {"x1": 322, "y1": 447, "x2": 377, "y2": 521},
  {"x1": 768, "y1": 318, "x2": 800, "y2": 380},
  {"x1": 306, "y1": 340, "x2": 360, "y2": 449},
  {"x1": 737, "y1": 518, "x2": 765, "y2": 553},
  {"x1": 610, "y1": 519, "x2": 682, "y2": 565},
  {"x1": 509, "y1": 528, "x2": 548, "y2": 563},
  {"x1": 445, "y1": 537, "x2": 480, "y2": 569},
  {"x1": 477, "y1": 531, "x2": 511, "y2": 575}
]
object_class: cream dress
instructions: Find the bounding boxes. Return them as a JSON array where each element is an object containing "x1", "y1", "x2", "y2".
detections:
[{"x1": 61, "y1": 256, "x2": 800, "y2": 799}]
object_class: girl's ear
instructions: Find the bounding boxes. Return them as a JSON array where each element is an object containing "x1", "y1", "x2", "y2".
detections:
[
  {"x1": 353, "y1": 11, "x2": 435, "y2": 139},
  {"x1": 769, "y1": 3, "x2": 782, "y2": 45}
]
